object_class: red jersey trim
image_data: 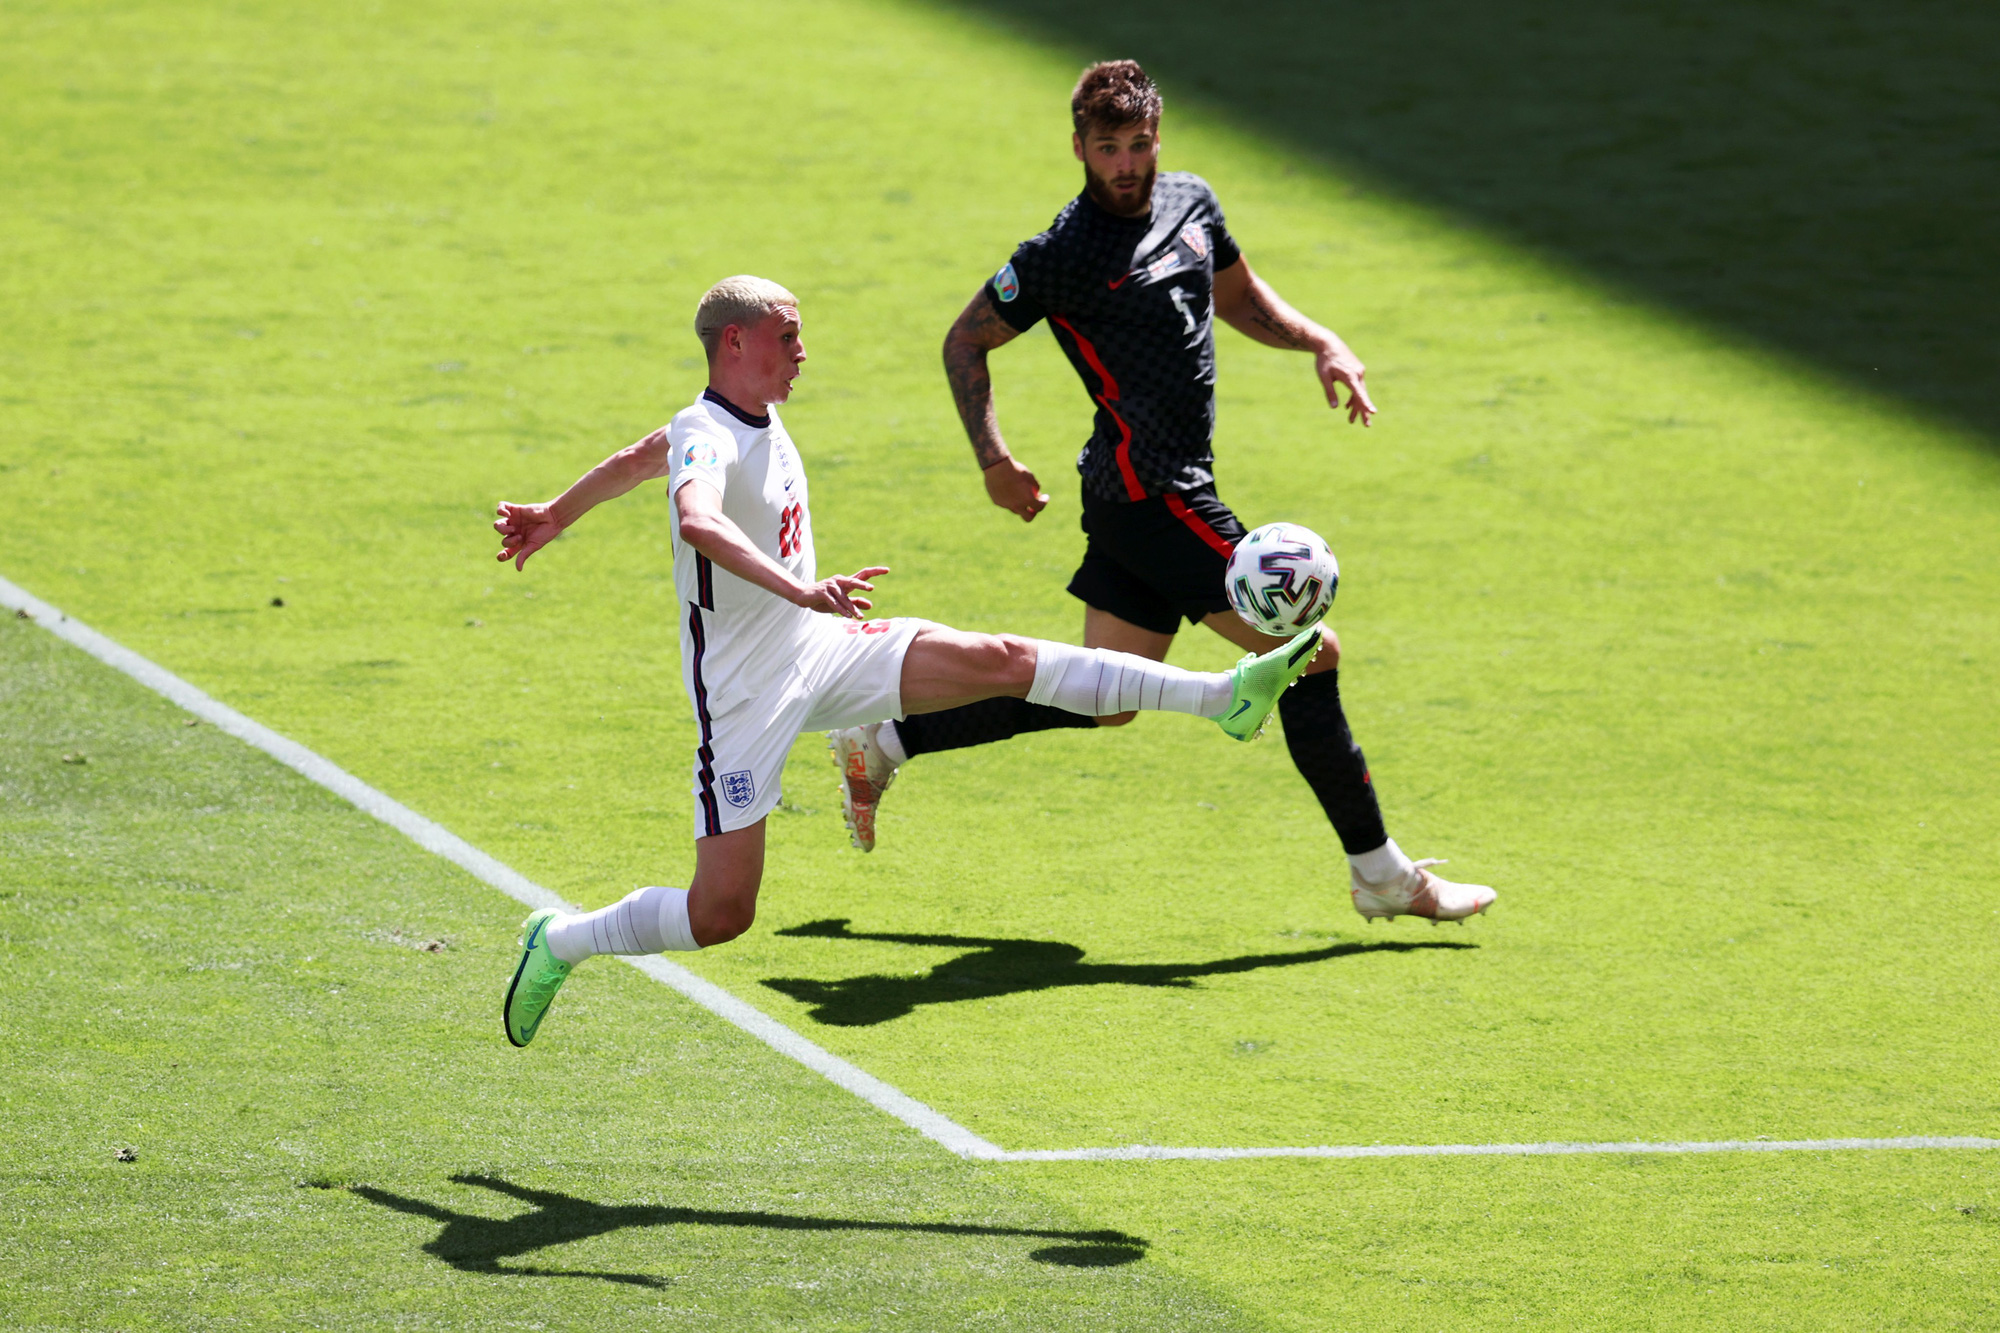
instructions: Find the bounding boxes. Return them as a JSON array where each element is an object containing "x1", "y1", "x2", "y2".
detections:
[
  {"x1": 1050, "y1": 315, "x2": 1145, "y2": 501},
  {"x1": 1163, "y1": 492, "x2": 1237, "y2": 558}
]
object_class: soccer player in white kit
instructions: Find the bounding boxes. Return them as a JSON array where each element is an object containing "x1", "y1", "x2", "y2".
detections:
[{"x1": 492, "y1": 275, "x2": 1322, "y2": 1047}]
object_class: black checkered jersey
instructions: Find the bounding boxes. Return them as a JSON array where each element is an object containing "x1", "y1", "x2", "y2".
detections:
[{"x1": 985, "y1": 172, "x2": 1242, "y2": 503}]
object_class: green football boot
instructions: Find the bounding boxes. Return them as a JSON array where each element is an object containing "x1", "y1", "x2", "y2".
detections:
[
  {"x1": 503, "y1": 908, "x2": 574, "y2": 1048},
  {"x1": 1216, "y1": 626, "x2": 1323, "y2": 741}
]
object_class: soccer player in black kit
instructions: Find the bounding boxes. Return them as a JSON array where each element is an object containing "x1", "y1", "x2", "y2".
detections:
[{"x1": 829, "y1": 60, "x2": 1495, "y2": 923}]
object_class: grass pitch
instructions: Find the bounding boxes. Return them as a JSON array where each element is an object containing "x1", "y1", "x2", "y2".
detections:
[
  {"x1": 5, "y1": 0, "x2": 2000, "y2": 1326},
  {"x1": 0, "y1": 613, "x2": 1240, "y2": 1329}
]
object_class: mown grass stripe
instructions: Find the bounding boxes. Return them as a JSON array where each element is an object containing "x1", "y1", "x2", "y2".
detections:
[{"x1": 0, "y1": 571, "x2": 1004, "y2": 1162}]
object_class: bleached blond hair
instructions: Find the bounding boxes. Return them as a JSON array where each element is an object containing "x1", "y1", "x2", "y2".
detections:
[{"x1": 694, "y1": 275, "x2": 798, "y2": 358}]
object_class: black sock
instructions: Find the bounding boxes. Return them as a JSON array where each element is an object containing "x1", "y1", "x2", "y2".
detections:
[
  {"x1": 1277, "y1": 670, "x2": 1388, "y2": 855},
  {"x1": 894, "y1": 697, "x2": 1097, "y2": 758}
]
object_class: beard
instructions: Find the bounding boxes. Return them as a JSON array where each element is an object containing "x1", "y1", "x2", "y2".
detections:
[{"x1": 1083, "y1": 164, "x2": 1156, "y2": 217}]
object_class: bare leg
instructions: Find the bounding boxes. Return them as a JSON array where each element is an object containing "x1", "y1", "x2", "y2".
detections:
[
  {"x1": 837, "y1": 618, "x2": 1307, "y2": 855},
  {"x1": 687, "y1": 821, "x2": 766, "y2": 947},
  {"x1": 896, "y1": 623, "x2": 1230, "y2": 720},
  {"x1": 896, "y1": 626, "x2": 1040, "y2": 714}
]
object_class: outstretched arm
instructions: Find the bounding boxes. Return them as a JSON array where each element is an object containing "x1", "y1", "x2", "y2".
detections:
[
  {"x1": 942, "y1": 289, "x2": 1046, "y2": 522},
  {"x1": 673, "y1": 480, "x2": 887, "y2": 619},
  {"x1": 494, "y1": 428, "x2": 674, "y2": 569},
  {"x1": 1212, "y1": 258, "x2": 1378, "y2": 426}
]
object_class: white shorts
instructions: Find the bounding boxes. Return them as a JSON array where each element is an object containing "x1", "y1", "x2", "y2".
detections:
[{"x1": 690, "y1": 616, "x2": 929, "y2": 837}]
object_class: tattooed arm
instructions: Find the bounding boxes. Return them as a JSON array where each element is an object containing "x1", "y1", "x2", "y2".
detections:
[
  {"x1": 1212, "y1": 257, "x2": 1378, "y2": 425},
  {"x1": 942, "y1": 289, "x2": 1047, "y2": 521}
]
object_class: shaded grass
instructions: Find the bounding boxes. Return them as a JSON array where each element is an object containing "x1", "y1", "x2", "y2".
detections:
[{"x1": 950, "y1": 0, "x2": 2000, "y2": 440}]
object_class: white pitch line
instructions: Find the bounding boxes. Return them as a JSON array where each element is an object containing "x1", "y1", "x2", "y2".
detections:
[
  {"x1": 988, "y1": 1136, "x2": 2000, "y2": 1162},
  {"x1": 0, "y1": 575, "x2": 1001, "y2": 1162},
  {"x1": 10, "y1": 575, "x2": 2000, "y2": 1169}
]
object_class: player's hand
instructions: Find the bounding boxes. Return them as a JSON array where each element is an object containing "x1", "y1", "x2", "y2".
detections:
[
  {"x1": 983, "y1": 455, "x2": 1050, "y2": 522},
  {"x1": 795, "y1": 566, "x2": 890, "y2": 619},
  {"x1": 1315, "y1": 344, "x2": 1378, "y2": 426},
  {"x1": 494, "y1": 501, "x2": 565, "y2": 570}
]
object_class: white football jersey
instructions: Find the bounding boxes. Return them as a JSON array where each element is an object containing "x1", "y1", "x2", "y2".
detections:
[{"x1": 667, "y1": 389, "x2": 818, "y2": 714}]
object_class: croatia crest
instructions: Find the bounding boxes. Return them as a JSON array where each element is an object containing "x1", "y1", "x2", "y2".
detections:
[
  {"x1": 993, "y1": 262, "x2": 1021, "y2": 302},
  {"x1": 719, "y1": 770, "x2": 756, "y2": 809},
  {"x1": 1180, "y1": 222, "x2": 1208, "y2": 259}
]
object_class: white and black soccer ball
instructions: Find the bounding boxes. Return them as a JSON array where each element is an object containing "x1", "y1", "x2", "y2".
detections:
[{"x1": 1226, "y1": 522, "x2": 1339, "y2": 638}]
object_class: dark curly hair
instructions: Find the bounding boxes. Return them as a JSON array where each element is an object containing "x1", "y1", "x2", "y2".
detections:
[{"x1": 1071, "y1": 60, "x2": 1162, "y2": 136}]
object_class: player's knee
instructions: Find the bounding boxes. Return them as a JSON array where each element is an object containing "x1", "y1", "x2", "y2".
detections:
[
  {"x1": 1096, "y1": 711, "x2": 1137, "y2": 727},
  {"x1": 1306, "y1": 626, "x2": 1341, "y2": 673},
  {"x1": 699, "y1": 898, "x2": 757, "y2": 947},
  {"x1": 688, "y1": 880, "x2": 759, "y2": 947},
  {"x1": 996, "y1": 634, "x2": 1041, "y2": 690}
]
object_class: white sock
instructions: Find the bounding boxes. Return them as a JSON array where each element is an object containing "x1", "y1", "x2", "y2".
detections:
[
  {"x1": 545, "y1": 885, "x2": 699, "y2": 963},
  {"x1": 875, "y1": 720, "x2": 908, "y2": 765},
  {"x1": 1349, "y1": 838, "x2": 1416, "y2": 886},
  {"x1": 1023, "y1": 640, "x2": 1232, "y2": 718}
]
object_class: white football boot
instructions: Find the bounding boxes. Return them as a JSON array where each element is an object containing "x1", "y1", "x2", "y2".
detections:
[
  {"x1": 1351, "y1": 859, "x2": 1496, "y2": 924},
  {"x1": 827, "y1": 723, "x2": 898, "y2": 853}
]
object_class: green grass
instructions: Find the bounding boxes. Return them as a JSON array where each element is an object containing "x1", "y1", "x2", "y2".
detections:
[
  {"x1": 5, "y1": 0, "x2": 2000, "y2": 1326},
  {"x1": 0, "y1": 615, "x2": 1242, "y2": 1329}
]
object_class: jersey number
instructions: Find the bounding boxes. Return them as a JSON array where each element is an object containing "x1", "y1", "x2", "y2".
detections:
[
  {"x1": 777, "y1": 502, "x2": 804, "y2": 557},
  {"x1": 1169, "y1": 286, "x2": 1199, "y2": 336}
]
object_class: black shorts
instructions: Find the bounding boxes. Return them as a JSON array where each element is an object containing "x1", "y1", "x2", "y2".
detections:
[{"x1": 1066, "y1": 485, "x2": 1245, "y2": 635}]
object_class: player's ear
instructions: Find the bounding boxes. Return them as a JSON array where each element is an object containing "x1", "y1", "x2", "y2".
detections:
[{"x1": 1071, "y1": 131, "x2": 1085, "y2": 162}]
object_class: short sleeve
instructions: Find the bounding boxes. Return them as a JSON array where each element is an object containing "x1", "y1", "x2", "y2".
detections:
[
  {"x1": 984, "y1": 246, "x2": 1047, "y2": 332},
  {"x1": 668, "y1": 417, "x2": 739, "y2": 499},
  {"x1": 1206, "y1": 188, "x2": 1242, "y2": 272}
]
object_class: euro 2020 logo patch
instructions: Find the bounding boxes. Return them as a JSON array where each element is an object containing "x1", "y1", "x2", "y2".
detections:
[
  {"x1": 719, "y1": 770, "x2": 756, "y2": 809},
  {"x1": 683, "y1": 440, "x2": 719, "y2": 470},
  {"x1": 993, "y1": 262, "x2": 1020, "y2": 302}
]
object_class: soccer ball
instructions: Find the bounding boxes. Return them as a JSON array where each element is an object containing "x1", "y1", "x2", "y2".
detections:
[{"x1": 1226, "y1": 522, "x2": 1339, "y2": 637}]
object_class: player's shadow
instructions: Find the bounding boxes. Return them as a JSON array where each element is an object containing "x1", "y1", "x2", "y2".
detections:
[
  {"x1": 348, "y1": 1174, "x2": 1149, "y2": 1287},
  {"x1": 950, "y1": 0, "x2": 2000, "y2": 445},
  {"x1": 761, "y1": 918, "x2": 1473, "y2": 1026}
]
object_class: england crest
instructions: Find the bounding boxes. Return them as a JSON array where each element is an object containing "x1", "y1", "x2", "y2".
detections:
[
  {"x1": 719, "y1": 770, "x2": 756, "y2": 809},
  {"x1": 1180, "y1": 222, "x2": 1209, "y2": 259}
]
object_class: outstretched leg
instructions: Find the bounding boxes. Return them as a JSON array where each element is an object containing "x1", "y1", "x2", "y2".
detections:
[
  {"x1": 831, "y1": 610, "x2": 1167, "y2": 850},
  {"x1": 882, "y1": 607, "x2": 1173, "y2": 757},
  {"x1": 834, "y1": 609, "x2": 1312, "y2": 849},
  {"x1": 895, "y1": 625, "x2": 1238, "y2": 718},
  {"x1": 894, "y1": 623, "x2": 1312, "y2": 739}
]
